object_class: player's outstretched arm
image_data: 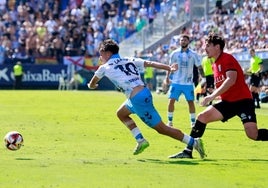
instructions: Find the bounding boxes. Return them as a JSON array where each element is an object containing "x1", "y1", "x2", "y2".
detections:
[
  {"x1": 144, "y1": 60, "x2": 177, "y2": 72},
  {"x1": 88, "y1": 75, "x2": 100, "y2": 89}
]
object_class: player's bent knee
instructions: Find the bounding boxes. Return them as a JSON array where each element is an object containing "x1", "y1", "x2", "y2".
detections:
[
  {"x1": 244, "y1": 123, "x2": 258, "y2": 140},
  {"x1": 246, "y1": 133, "x2": 258, "y2": 140}
]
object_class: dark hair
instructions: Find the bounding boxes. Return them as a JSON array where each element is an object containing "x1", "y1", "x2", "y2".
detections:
[
  {"x1": 99, "y1": 39, "x2": 119, "y2": 54},
  {"x1": 206, "y1": 33, "x2": 225, "y2": 50},
  {"x1": 249, "y1": 48, "x2": 255, "y2": 53},
  {"x1": 181, "y1": 34, "x2": 190, "y2": 41}
]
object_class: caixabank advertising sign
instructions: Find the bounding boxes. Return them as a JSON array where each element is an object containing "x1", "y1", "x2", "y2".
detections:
[{"x1": 0, "y1": 64, "x2": 68, "y2": 89}]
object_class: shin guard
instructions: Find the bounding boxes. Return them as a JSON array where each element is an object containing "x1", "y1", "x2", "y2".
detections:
[{"x1": 190, "y1": 120, "x2": 207, "y2": 138}]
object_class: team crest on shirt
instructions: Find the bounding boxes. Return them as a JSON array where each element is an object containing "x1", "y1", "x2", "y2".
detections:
[
  {"x1": 240, "y1": 113, "x2": 250, "y2": 121},
  {"x1": 215, "y1": 75, "x2": 225, "y2": 84},
  {"x1": 240, "y1": 113, "x2": 251, "y2": 121}
]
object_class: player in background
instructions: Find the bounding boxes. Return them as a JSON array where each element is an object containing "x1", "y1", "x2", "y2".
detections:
[
  {"x1": 88, "y1": 39, "x2": 205, "y2": 158},
  {"x1": 13, "y1": 61, "x2": 24, "y2": 89},
  {"x1": 248, "y1": 48, "x2": 263, "y2": 108},
  {"x1": 166, "y1": 34, "x2": 204, "y2": 128},
  {"x1": 169, "y1": 33, "x2": 268, "y2": 159},
  {"x1": 201, "y1": 55, "x2": 215, "y2": 105},
  {"x1": 144, "y1": 66, "x2": 154, "y2": 90}
]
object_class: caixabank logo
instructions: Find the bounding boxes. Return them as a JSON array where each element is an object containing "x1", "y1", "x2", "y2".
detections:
[
  {"x1": 0, "y1": 64, "x2": 68, "y2": 87},
  {"x1": 0, "y1": 67, "x2": 11, "y2": 82},
  {"x1": 23, "y1": 69, "x2": 67, "y2": 82}
]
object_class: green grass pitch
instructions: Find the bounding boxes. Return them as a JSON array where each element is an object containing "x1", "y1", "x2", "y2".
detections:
[{"x1": 0, "y1": 90, "x2": 268, "y2": 188}]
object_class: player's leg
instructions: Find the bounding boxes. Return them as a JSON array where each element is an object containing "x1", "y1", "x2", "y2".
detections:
[
  {"x1": 240, "y1": 100, "x2": 268, "y2": 141},
  {"x1": 169, "y1": 105, "x2": 223, "y2": 158},
  {"x1": 182, "y1": 85, "x2": 196, "y2": 127},
  {"x1": 184, "y1": 85, "x2": 196, "y2": 127},
  {"x1": 116, "y1": 102, "x2": 149, "y2": 155},
  {"x1": 250, "y1": 75, "x2": 261, "y2": 108},
  {"x1": 153, "y1": 121, "x2": 206, "y2": 159},
  {"x1": 167, "y1": 84, "x2": 180, "y2": 127},
  {"x1": 167, "y1": 98, "x2": 176, "y2": 126},
  {"x1": 243, "y1": 122, "x2": 268, "y2": 141},
  {"x1": 130, "y1": 86, "x2": 205, "y2": 158}
]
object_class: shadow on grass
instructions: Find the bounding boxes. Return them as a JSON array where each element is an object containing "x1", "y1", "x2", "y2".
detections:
[
  {"x1": 198, "y1": 158, "x2": 268, "y2": 164},
  {"x1": 138, "y1": 158, "x2": 200, "y2": 165},
  {"x1": 138, "y1": 158, "x2": 268, "y2": 165},
  {"x1": 206, "y1": 127, "x2": 243, "y2": 132},
  {"x1": 15, "y1": 158, "x2": 34, "y2": 160},
  {"x1": 215, "y1": 158, "x2": 268, "y2": 162}
]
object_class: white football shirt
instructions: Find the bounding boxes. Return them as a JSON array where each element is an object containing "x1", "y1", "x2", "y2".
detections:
[{"x1": 94, "y1": 56, "x2": 145, "y2": 98}]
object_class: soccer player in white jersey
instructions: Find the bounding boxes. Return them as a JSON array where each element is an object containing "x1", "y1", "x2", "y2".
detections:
[
  {"x1": 88, "y1": 39, "x2": 205, "y2": 158},
  {"x1": 166, "y1": 34, "x2": 204, "y2": 128}
]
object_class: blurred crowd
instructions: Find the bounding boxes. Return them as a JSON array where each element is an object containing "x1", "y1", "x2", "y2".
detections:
[
  {"x1": 0, "y1": 0, "x2": 267, "y2": 66},
  {"x1": 191, "y1": 0, "x2": 268, "y2": 55},
  {"x1": 142, "y1": 0, "x2": 268, "y2": 63},
  {"x1": 0, "y1": 0, "x2": 161, "y2": 64}
]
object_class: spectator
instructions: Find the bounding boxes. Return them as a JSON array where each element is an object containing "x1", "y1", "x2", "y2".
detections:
[
  {"x1": 168, "y1": 2, "x2": 178, "y2": 26},
  {"x1": 101, "y1": 0, "x2": 111, "y2": 21},
  {"x1": 148, "y1": 2, "x2": 157, "y2": 34},
  {"x1": 0, "y1": 38, "x2": 5, "y2": 64},
  {"x1": 132, "y1": 0, "x2": 140, "y2": 12},
  {"x1": 215, "y1": 0, "x2": 223, "y2": 10},
  {"x1": 51, "y1": 31, "x2": 64, "y2": 63},
  {"x1": 135, "y1": 15, "x2": 147, "y2": 32},
  {"x1": 116, "y1": 21, "x2": 127, "y2": 42},
  {"x1": 0, "y1": 0, "x2": 266, "y2": 67},
  {"x1": 108, "y1": 3, "x2": 118, "y2": 24},
  {"x1": 124, "y1": 5, "x2": 136, "y2": 25},
  {"x1": 138, "y1": 4, "x2": 148, "y2": 20}
]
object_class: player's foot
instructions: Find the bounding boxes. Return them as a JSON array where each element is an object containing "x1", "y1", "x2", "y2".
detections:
[
  {"x1": 169, "y1": 150, "x2": 193, "y2": 159},
  {"x1": 194, "y1": 138, "x2": 206, "y2": 159},
  {"x1": 167, "y1": 121, "x2": 173, "y2": 127},
  {"x1": 133, "y1": 139, "x2": 149, "y2": 155}
]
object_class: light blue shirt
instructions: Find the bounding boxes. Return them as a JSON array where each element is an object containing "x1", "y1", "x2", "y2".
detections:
[{"x1": 169, "y1": 48, "x2": 201, "y2": 85}]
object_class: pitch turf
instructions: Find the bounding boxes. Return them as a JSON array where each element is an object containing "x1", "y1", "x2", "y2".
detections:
[{"x1": 0, "y1": 90, "x2": 268, "y2": 188}]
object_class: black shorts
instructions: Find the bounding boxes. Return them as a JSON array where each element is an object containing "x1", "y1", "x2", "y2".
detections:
[
  {"x1": 250, "y1": 74, "x2": 261, "y2": 87},
  {"x1": 206, "y1": 75, "x2": 214, "y2": 89},
  {"x1": 213, "y1": 99, "x2": 256, "y2": 124}
]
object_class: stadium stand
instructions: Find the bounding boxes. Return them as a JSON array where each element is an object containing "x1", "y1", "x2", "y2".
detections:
[{"x1": 0, "y1": 0, "x2": 267, "y2": 89}]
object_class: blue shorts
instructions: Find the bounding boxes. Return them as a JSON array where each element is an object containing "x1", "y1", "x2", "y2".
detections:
[
  {"x1": 125, "y1": 87, "x2": 161, "y2": 128},
  {"x1": 168, "y1": 83, "x2": 195, "y2": 101}
]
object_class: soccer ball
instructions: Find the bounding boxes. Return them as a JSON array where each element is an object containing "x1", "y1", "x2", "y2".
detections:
[{"x1": 4, "y1": 131, "x2": 24, "y2": 151}]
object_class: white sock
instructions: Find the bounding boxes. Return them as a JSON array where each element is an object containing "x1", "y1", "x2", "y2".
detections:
[
  {"x1": 182, "y1": 134, "x2": 194, "y2": 147},
  {"x1": 190, "y1": 113, "x2": 196, "y2": 123},
  {"x1": 168, "y1": 112, "x2": 173, "y2": 122},
  {"x1": 131, "y1": 127, "x2": 144, "y2": 142}
]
